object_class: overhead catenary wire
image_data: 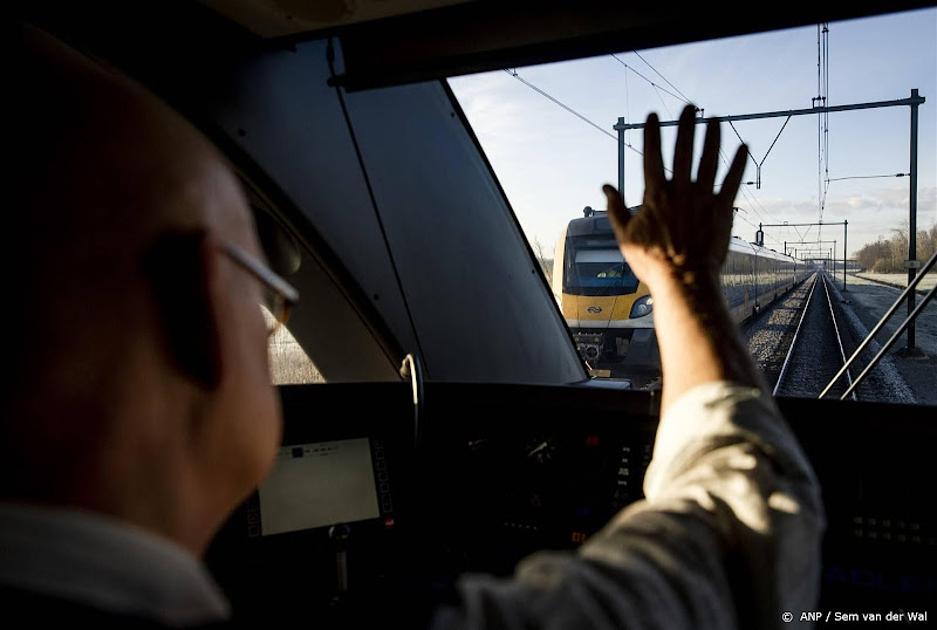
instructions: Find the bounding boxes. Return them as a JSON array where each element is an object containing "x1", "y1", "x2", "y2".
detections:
[
  {"x1": 624, "y1": 62, "x2": 631, "y2": 125},
  {"x1": 632, "y1": 50, "x2": 694, "y2": 104},
  {"x1": 505, "y1": 69, "x2": 618, "y2": 141},
  {"x1": 609, "y1": 54, "x2": 691, "y2": 106},
  {"x1": 517, "y1": 54, "x2": 783, "y2": 250},
  {"x1": 729, "y1": 121, "x2": 761, "y2": 170},
  {"x1": 608, "y1": 51, "x2": 787, "y2": 232},
  {"x1": 735, "y1": 212, "x2": 762, "y2": 232},
  {"x1": 817, "y1": 24, "x2": 822, "y2": 228},
  {"x1": 734, "y1": 209, "x2": 786, "y2": 249},
  {"x1": 624, "y1": 51, "x2": 786, "y2": 245},
  {"x1": 792, "y1": 224, "x2": 806, "y2": 243},
  {"x1": 505, "y1": 68, "x2": 673, "y2": 174},
  {"x1": 512, "y1": 62, "x2": 782, "y2": 248},
  {"x1": 635, "y1": 59, "x2": 778, "y2": 226},
  {"x1": 816, "y1": 23, "x2": 831, "y2": 239},
  {"x1": 734, "y1": 162, "x2": 772, "y2": 223},
  {"x1": 824, "y1": 23, "x2": 830, "y2": 204},
  {"x1": 821, "y1": 30, "x2": 831, "y2": 233},
  {"x1": 652, "y1": 84, "x2": 675, "y2": 120},
  {"x1": 614, "y1": 50, "x2": 783, "y2": 235},
  {"x1": 738, "y1": 184, "x2": 768, "y2": 221},
  {"x1": 824, "y1": 24, "x2": 830, "y2": 195},
  {"x1": 724, "y1": 114, "x2": 794, "y2": 201},
  {"x1": 614, "y1": 52, "x2": 775, "y2": 226},
  {"x1": 730, "y1": 116, "x2": 793, "y2": 171}
]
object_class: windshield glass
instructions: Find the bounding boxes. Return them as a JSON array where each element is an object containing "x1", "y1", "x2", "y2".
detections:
[{"x1": 450, "y1": 8, "x2": 936, "y2": 402}]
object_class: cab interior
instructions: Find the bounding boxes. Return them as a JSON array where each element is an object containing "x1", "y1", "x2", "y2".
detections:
[{"x1": 23, "y1": 1, "x2": 937, "y2": 624}]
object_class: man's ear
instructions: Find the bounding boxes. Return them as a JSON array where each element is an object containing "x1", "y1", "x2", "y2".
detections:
[{"x1": 143, "y1": 231, "x2": 223, "y2": 389}]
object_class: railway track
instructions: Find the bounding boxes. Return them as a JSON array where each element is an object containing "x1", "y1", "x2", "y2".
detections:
[{"x1": 773, "y1": 272, "x2": 856, "y2": 399}]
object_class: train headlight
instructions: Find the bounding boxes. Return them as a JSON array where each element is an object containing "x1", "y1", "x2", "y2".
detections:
[{"x1": 630, "y1": 295, "x2": 653, "y2": 318}]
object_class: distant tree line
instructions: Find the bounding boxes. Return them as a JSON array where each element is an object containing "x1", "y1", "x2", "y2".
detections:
[
  {"x1": 533, "y1": 238, "x2": 554, "y2": 285},
  {"x1": 539, "y1": 259, "x2": 554, "y2": 285},
  {"x1": 855, "y1": 223, "x2": 937, "y2": 273}
]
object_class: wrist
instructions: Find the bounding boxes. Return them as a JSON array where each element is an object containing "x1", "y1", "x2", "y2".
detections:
[{"x1": 646, "y1": 266, "x2": 721, "y2": 302}]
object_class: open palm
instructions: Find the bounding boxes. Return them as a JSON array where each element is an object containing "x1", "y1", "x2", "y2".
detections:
[{"x1": 605, "y1": 105, "x2": 748, "y2": 289}]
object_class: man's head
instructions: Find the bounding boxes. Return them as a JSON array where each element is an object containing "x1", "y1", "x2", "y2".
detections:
[{"x1": 4, "y1": 26, "x2": 282, "y2": 553}]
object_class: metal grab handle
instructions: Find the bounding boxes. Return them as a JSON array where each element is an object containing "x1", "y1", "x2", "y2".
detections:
[
  {"x1": 400, "y1": 354, "x2": 425, "y2": 449},
  {"x1": 819, "y1": 249, "x2": 937, "y2": 399}
]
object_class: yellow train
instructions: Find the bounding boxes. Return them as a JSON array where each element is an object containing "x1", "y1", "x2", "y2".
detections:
[{"x1": 553, "y1": 207, "x2": 808, "y2": 369}]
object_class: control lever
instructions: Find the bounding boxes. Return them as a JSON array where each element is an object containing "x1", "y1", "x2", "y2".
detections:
[{"x1": 329, "y1": 523, "x2": 351, "y2": 601}]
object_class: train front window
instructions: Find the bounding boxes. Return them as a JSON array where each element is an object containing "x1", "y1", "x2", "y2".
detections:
[
  {"x1": 263, "y1": 307, "x2": 324, "y2": 385},
  {"x1": 449, "y1": 8, "x2": 936, "y2": 404},
  {"x1": 565, "y1": 241, "x2": 639, "y2": 296}
]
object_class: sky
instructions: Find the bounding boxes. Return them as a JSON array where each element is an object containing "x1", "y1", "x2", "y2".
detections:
[{"x1": 449, "y1": 8, "x2": 937, "y2": 259}]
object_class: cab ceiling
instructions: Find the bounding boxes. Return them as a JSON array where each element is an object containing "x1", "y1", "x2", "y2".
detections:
[
  {"x1": 197, "y1": 0, "x2": 469, "y2": 38},
  {"x1": 197, "y1": 0, "x2": 936, "y2": 91}
]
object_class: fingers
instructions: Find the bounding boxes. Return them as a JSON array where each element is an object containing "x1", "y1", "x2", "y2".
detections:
[
  {"x1": 696, "y1": 118, "x2": 720, "y2": 192},
  {"x1": 672, "y1": 104, "x2": 697, "y2": 186},
  {"x1": 603, "y1": 184, "x2": 630, "y2": 242},
  {"x1": 643, "y1": 113, "x2": 665, "y2": 194},
  {"x1": 716, "y1": 143, "x2": 748, "y2": 208}
]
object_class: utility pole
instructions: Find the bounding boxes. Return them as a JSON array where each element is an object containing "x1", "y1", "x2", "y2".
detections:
[
  {"x1": 843, "y1": 219, "x2": 848, "y2": 291},
  {"x1": 907, "y1": 89, "x2": 920, "y2": 353},
  {"x1": 616, "y1": 117, "x2": 625, "y2": 197}
]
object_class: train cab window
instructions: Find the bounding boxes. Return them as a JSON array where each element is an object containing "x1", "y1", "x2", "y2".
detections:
[
  {"x1": 267, "y1": 320, "x2": 324, "y2": 385},
  {"x1": 449, "y1": 8, "x2": 936, "y2": 404},
  {"x1": 564, "y1": 243, "x2": 640, "y2": 296}
]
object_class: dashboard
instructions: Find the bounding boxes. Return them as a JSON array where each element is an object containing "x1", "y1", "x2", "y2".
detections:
[
  {"x1": 206, "y1": 382, "x2": 659, "y2": 624},
  {"x1": 205, "y1": 382, "x2": 936, "y2": 625}
]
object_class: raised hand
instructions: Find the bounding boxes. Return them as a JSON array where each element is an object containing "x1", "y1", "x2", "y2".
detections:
[{"x1": 604, "y1": 104, "x2": 748, "y2": 290}]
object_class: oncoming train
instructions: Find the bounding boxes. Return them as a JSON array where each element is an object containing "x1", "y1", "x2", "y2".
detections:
[{"x1": 553, "y1": 207, "x2": 809, "y2": 369}]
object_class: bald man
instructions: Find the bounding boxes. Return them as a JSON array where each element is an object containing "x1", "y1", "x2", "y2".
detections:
[
  {"x1": 3, "y1": 25, "x2": 823, "y2": 630},
  {"x1": 3, "y1": 26, "x2": 281, "y2": 625}
]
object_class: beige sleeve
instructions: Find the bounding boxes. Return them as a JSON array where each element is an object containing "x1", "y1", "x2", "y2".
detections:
[{"x1": 432, "y1": 382, "x2": 824, "y2": 630}]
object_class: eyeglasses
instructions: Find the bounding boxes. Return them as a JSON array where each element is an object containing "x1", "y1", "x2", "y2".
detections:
[{"x1": 220, "y1": 242, "x2": 300, "y2": 337}]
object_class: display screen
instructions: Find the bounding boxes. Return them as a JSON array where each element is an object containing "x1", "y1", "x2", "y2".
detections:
[{"x1": 258, "y1": 438, "x2": 380, "y2": 536}]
